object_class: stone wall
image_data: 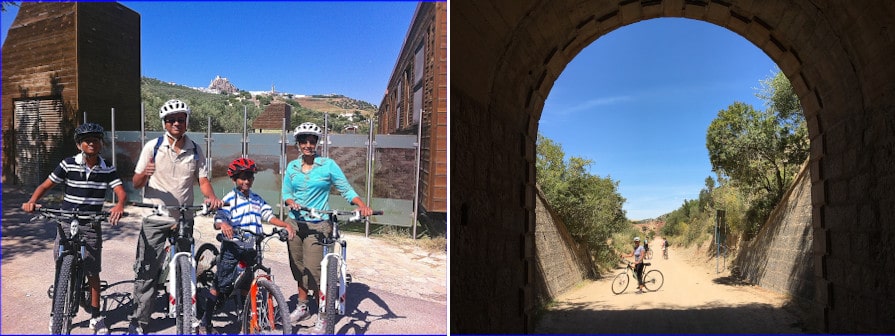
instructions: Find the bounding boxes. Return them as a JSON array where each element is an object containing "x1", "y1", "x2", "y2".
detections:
[
  {"x1": 533, "y1": 187, "x2": 593, "y2": 305},
  {"x1": 733, "y1": 162, "x2": 817, "y2": 326}
]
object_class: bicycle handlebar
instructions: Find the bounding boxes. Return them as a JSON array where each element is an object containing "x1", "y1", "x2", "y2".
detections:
[
  {"x1": 288, "y1": 204, "x2": 384, "y2": 222},
  {"x1": 218, "y1": 227, "x2": 289, "y2": 244},
  {"x1": 32, "y1": 206, "x2": 128, "y2": 221},
  {"x1": 129, "y1": 201, "x2": 230, "y2": 216}
]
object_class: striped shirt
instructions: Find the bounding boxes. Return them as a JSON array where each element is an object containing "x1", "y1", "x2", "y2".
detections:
[
  {"x1": 214, "y1": 188, "x2": 275, "y2": 237},
  {"x1": 48, "y1": 153, "x2": 123, "y2": 211}
]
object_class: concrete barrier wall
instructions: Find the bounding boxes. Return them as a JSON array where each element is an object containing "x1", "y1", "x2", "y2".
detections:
[
  {"x1": 533, "y1": 187, "x2": 594, "y2": 305},
  {"x1": 733, "y1": 162, "x2": 816, "y2": 322}
]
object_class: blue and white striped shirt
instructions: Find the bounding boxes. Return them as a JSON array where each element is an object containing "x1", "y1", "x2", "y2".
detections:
[
  {"x1": 214, "y1": 188, "x2": 275, "y2": 237},
  {"x1": 48, "y1": 153, "x2": 123, "y2": 211}
]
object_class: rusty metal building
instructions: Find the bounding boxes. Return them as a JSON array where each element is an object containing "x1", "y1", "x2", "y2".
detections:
[
  {"x1": 377, "y1": 2, "x2": 447, "y2": 219},
  {"x1": 1, "y1": 2, "x2": 141, "y2": 185}
]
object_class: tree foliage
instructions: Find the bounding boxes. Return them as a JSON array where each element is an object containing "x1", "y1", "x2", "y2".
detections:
[
  {"x1": 536, "y1": 134, "x2": 628, "y2": 270},
  {"x1": 664, "y1": 69, "x2": 808, "y2": 245}
]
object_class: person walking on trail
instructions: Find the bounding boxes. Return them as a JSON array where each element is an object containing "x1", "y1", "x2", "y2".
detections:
[
  {"x1": 21, "y1": 122, "x2": 128, "y2": 335},
  {"x1": 127, "y1": 99, "x2": 223, "y2": 334},
  {"x1": 621, "y1": 236, "x2": 647, "y2": 294},
  {"x1": 195, "y1": 157, "x2": 296, "y2": 334},
  {"x1": 281, "y1": 122, "x2": 373, "y2": 333},
  {"x1": 662, "y1": 237, "x2": 670, "y2": 258}
]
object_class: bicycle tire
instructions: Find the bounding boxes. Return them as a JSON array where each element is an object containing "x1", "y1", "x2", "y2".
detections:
[
  {"x1": 663, "y1": 249, "x2": 668, "y2": 259},
  {"x1": 195, "y1": 243, "x2": 218, "y2": 288},
  {"x1": 51, "y1": 254, "x2": 76, "y2": 334},
  {"x1": 320, "y1": 254, "x2": 339, "y2": 334},
  {"x1": 610, "y1": 272, "x2": 629, "y2": 295},
  {"x1": 643, "y1": 269, "x2": 664, "y2": 291},
  {"x1": 241, "y1": 278, "x2": 292, "y2": 334},
  {"x1": 174, "y1": 255, "x2": 194, "y2": 334}
]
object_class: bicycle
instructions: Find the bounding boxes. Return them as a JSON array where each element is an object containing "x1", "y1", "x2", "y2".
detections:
[
  {"x1": 194, "y1": 227, "x2": 293, "y2": 334},
  {"x1": 663, "y1": 246, "x2": 669, "y2": 260},
  {"x1": 297, "y1": 206, "x2": 382, "y2": 334},
  {"x1": 611, "y1": 260, "x2": 664, "y2": 294},
  {"x1": 130, "y1": 201, "x2": 216, "y2": 334},
  {"x1": 33, "y1": 206, "x2": 122, "y2": 334}
]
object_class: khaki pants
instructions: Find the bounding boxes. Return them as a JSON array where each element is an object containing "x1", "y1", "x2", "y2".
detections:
[
  {"x1": 128, "y1": 215, "x2": 180, "y2": 325},
  {"x1": 285, "y1": 218, "x2": 330, "y2": 293}
]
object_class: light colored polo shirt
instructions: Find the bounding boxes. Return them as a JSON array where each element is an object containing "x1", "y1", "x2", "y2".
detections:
[{"x1": 134, "y1": 134, "x2": 208, "y2": 218}]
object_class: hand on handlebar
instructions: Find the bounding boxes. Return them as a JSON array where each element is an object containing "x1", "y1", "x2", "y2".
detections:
[
  {"x1": 355, "y1": 205, "x2": 374, "y2": 217},
  {"x1": 21, "y1": 202, "x2": 38, "y2": 213},
  {"x1": 205, "y1": 197, "x2": 224, "y2": 211},
  {"x1": 217, "y1": 222, "x2": 235, "y2": 240}
]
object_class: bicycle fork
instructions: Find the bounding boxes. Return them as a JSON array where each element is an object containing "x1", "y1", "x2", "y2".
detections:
[
  {"x1": 318, "y1": 240, "x2": 349, "y2": 315},
  {"x1": 166, "y1": 251, "x2": 197, "y2": 318}
]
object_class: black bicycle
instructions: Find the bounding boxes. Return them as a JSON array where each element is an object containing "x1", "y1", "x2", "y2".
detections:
[
  {"x1": 34, "y1": 206, "x2": 121, "y2": 334},
  {"x1": 296, "y1": 206, "x2": 382, "y2": 334},
  {"x1": 130, "y1": 201, "x2": 216, "y2": 334},
  {"x1": 611, "y1": 260, "x2": 664, "y2": 294},
  {"x1": 195, "y1": 227, "x2": 293, "y2": 334}
]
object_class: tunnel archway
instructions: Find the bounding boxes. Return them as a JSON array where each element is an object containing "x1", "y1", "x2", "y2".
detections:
[{"x1": 451, "y1": 1, "x2": 895, "y2": 333}]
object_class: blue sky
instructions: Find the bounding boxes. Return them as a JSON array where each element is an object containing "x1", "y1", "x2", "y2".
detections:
[
  {"x1": 1, "y1": 1, "x2": 419, "y2": 105},
  {"x1": 539, "y1": 18, "x2": 778, "y2": 220}
]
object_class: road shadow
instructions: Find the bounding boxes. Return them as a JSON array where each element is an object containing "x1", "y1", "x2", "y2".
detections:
[
  {"x1": 535, "y1": 302, "x2": 807, "y2": 334},
  {"x1": 712, "y1": 275, "x2": 752, "y2": 286},
  {"x1": 286, "y1": 281, "x2": 405, "y2": 335}
]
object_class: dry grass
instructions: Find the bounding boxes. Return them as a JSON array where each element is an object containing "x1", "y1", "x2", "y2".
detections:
[{"x1": 375, "y1": 224, "x2": 447, "y2": 255}]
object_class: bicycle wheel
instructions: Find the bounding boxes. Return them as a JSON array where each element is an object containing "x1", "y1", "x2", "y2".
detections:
[
  {"x1": 241, "y1": 278, "x2": 292, "y2": 334},
  {"x1": 663, "y1": 249, "x2": 668, "y2": 259},
  {"x1": 643, "y1": 269, "x2": 664, "y2": 291},
  {"x1": 51, "y1": 254, "x2": 76, "y2": 334},
  {"x1": 320, "y1": 254, "x2": 340, "y2": 334},
  {"x1": 195, "y1": 243, "x2": 218, "y2": 288},
  {"x1": 610, "y1": 272, "x2": 629, "y2": 295},
  {"x1": 174, "y1": 255, "x2": 195, "y2": 334}
]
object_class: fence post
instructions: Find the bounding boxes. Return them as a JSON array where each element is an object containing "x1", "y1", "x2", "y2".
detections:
[
  {"x1": 365, "y1": 117, "x2": 375, "y2": 238},
  {"x1": 279, "y1": 117, "x2": 287, "y2": 219},
  {"x1": 111, "y1": 108, "x2": 118, "y2": 203},
  {"x1": 412, "y1": 110, "x2": 423, "y2": 240}
]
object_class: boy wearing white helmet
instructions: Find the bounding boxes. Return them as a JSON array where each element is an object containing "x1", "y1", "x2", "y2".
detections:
[
  {"x1": 281, "y1": 122, "x2": 373, "y2": 332},
  {"x1": 127, "y1": 99, "x2": 223, "y2": 334}
]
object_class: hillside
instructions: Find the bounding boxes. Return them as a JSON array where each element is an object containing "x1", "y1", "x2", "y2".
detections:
[{"x1": 140, "y1": 77, "x2": 377, "y2": 133}]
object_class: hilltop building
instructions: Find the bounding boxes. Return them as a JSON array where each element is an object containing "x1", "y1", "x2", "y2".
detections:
[
  {"x1": 252, "y1": 101, "x2": 292, "y2": 134},
  {"x1": 377, "y1": 2, "x2": 447, "y2": 225}
]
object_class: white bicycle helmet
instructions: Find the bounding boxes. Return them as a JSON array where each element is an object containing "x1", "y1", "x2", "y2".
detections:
[
  {"x1": 634, "y1": 237, "x2": 641, "y2": 242},
  {"x1": 159, "y1": 99, "x2": 191, "y2": 120},
  {"x1": 293, "y1": 122, "x2": 322, "y2": 141}
]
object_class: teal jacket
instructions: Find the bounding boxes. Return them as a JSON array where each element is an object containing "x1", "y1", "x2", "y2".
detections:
[{"x1": 282, "y1": 156, "x2": 359, "y2": 221}]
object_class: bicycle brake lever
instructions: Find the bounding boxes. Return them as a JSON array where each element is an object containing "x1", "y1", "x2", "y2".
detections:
[
  {"x1": 349, "y1": 210, "x2": 361, "y2": 222},
  {"x1": 308, "y1": 208, "x2": 321, "y2": 220},
  {"x1": 155, "y1": 204, "x2": 167, "y2": 217}
]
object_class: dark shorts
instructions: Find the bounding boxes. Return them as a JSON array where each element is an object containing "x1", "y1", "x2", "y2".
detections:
[
  {"x1": 213, "y1": 240, "x2": 257, "y2": 295},
  {"x1": 53, "y1": 220, "x2": 102, "y2": 275}
]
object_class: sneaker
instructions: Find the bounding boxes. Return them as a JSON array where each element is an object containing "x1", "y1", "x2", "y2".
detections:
[
  {"x1": 127, "y1": 321, "x2": 145, "y2": 335},
  {"x1": 89, "y1": 317, "x2": 109, "y2": 335},
  {"x1": 48, "y1": 320, "x2": 53, "y2": 333},
  {"x1": 308, "y1": 318, "x2": 326, "y2": 334},
  {"x1": 290, "y1": 303, "x2": 310, "y2": 323}
]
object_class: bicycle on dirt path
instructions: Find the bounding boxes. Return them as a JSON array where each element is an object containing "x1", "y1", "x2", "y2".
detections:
[
  {"x1": 34, "y1": 206, "x2": 125, "y2": 334},
  {"x1": 296, "y1": 206, "x2": 382, "y2": 334},
  {"x1": 194, "y1": 227, "x2": 293, "y2": 334},
  {"x1": 130, "y1": 201, "x2": 218, "y2": 334},
  {"x1": 611, "y1": 260, "x2": 664, "y2": 295}
]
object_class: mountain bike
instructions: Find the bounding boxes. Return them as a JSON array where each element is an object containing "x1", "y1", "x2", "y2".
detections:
[
  {"x1": 297, "y1": 206, "x2": 382, "y2": 334},
  {"x1": 130, "y1": 201, "x2": 216, "y2": 334},
  {"x1": 194, "y1": 227, "x2": 293, "y2": 334},
  {"x1": 34, "y1": 206, "x2": 122, "y2": 334},
  {"x1": 663, "y1": 246, "x2": 669, "y2": 259},
  {"x1": 611, "y1": 260, "x2": 664, "y2": 294}
]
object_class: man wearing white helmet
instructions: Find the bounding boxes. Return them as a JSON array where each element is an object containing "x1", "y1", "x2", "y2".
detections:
[
  {"x1": 621, "y1": 236, "x2": 647, "y2": 293},
  {"x1": 281, "y1": 122, "x2": 373, "y2": 333},
  {"x1": 127, "y1": 99, "x2": 223, "y2": 334}
]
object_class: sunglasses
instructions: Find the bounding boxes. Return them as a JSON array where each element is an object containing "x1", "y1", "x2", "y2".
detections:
[
  {"x1": 234, "y1": 171, "x2": 255, "y2": 180},
  {"x1": 296, "y1": 137, "x2": 318, "y2": 145},
  {"x1": 164, "y1": 117, "x2": 187, "y2": 124}
]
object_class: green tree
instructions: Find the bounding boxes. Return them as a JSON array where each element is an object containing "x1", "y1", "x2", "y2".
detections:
[{"x1": 705, "y1": 69, "x2": 807, "y2": 235}]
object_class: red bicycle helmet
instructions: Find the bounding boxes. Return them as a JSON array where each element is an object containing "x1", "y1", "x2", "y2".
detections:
[{"x1": 227, "y1": 157, "x2": 258, "y2": 178}]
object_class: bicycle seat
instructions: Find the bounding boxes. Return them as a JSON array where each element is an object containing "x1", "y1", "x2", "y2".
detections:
[{"x1": 644, "y1": 262, "x2": 651, "y2": 266}]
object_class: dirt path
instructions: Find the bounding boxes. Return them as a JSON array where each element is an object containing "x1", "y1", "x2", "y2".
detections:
[
  {"x1": 535, "y1": 237, "x2": 805, "y2": 334},
  {"x1": 1, "y1": 186, "x2": 446, "y2": 334}
]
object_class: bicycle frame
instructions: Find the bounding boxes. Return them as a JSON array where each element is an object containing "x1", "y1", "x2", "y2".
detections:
[
  {"x1": 319, "y1": 238, "x2": 349, "y2": 316},
  {"x1": 131, "y1": 201, "x2": 213, "y2": 331}
]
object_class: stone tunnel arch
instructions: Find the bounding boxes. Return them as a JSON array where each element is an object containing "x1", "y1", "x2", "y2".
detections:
[{"x1": 452, "y1": 0, "x2": 895, "y2": 333}]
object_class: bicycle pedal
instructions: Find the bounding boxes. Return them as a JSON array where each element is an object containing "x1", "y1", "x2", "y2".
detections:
[
  {"x1": 345, "y1": 274, "x2": 352, "y2": 284},
  {"x1": 47, "y1": 285, "x2": 55, "y2": 299}
]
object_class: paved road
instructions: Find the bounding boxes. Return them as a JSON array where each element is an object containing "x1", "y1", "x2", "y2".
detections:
[
  {"x1": 1, "y1": 186, "x2": 446, "y2": 334},
  {"x1": 535, "y1": 238, "x2": 807, "y2": 334}
]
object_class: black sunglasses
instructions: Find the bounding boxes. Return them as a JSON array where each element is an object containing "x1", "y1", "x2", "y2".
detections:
[
  {"x1": 234, "y1": 171, "x2": 255, "y2": 180},
  {"x1": 164, "y1": 117, "x2": 187, "y2": 124}
]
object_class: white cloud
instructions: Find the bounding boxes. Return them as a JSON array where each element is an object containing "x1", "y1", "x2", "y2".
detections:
[{"x1": 550, "y1": 95, "x2": 633, "y2": 116}]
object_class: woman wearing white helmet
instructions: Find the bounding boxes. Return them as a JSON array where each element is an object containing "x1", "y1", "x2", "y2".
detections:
[
  {"x1": 281, "y1": 122, "x2": 373, "y2": 331},
  {"x1": 621, "y1": 236, "x2": 647, "y2": 293}
]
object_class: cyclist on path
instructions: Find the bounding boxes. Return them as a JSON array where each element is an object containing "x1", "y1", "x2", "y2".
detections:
[
  {"x1": 195, "y1": 158, "x2": 296, "y2": 334},
  {"x1": 282, "y1": 122, "x2": 372, "y2": 333},
  {"x1": 621, "y1": 236, "x2": 647, "y2": 294},
  {"x1": 127, "y1": 99, "x2": 223, "y2": 334},
  {"x1": 21, "y1": 123, "x2": 127, "y2": 335}
]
